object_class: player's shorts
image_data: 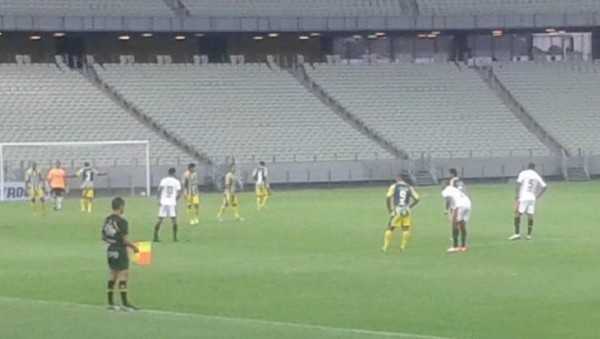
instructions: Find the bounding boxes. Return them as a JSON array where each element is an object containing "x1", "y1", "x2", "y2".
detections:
[
  {"x1": 107, "y1": 246, "x2": 129, "y2": 271},
  {"x1": 185, "y1": 194, "x2": 200, "y2": 206},
  {"x1": 389, "y1": 207, "x2": 412, "y2": 229},
  {"x1": 82, "y1": 188, "x2": 95, "y2": 199},
  {"x1": 28, "y1": 188, "x2": 45, "y2": 200},
  {"x1": 454, "y1": 206, "x2": 471, "y2": 223},
  {"x1": 255, "y1": 184, "x2": 269, "y2": 197},
  {"x1": 518, "y1": 199, "x2": 536, "y2": 215},
  {"x1": 51, "y1": 188, "x2": 65, "y2": 197},
  {"x1": 158, "y1": 205, "x2": 177, "y2": 218},
  {"x1": 222, "y1": 193, "x2": 239, "y2": 207}
]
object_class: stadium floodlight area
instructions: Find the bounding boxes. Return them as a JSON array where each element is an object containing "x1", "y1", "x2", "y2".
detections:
[{"x1": 0, "y1": 140, "x2": 151, "y2": 202}]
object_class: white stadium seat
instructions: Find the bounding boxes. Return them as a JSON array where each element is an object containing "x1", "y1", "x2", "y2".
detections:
[
  {"x1": 494, "y1": 61, "x2": 600, "y2": 154},
  {"x1": 0, "y1": 63, "x2": 190, "y2": 166},
  {"x1": 305, "y1": 63, "x2": 548, "y2": 158},
  {"x1": 0, "y1": 0, "x2": 172, "y2": 16},
  {"x1": 94, "y1": 63, "x2": 393, "y2": 163}
]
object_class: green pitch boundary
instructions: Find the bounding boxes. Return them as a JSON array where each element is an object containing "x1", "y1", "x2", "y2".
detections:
[{"x1": 0, "y1": 296, "x2": 452, "y2": 339}]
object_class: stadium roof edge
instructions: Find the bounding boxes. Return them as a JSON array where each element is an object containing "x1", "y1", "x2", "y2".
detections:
[{"x1": 0, "y1": 13, "x2": 598, "y2": 32}]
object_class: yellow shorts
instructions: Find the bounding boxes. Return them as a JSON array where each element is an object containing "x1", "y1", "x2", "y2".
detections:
[
  {"x1": 186, "y1": 194, "x2": 200, "y2": 205},
  {"x1": 28, "y1": 188, "x2": 45, "y2": 199},
  {"x1": 255, "y1": 185, "x2": 269, "y2": 198},
  {"x1": 223, "y1": 193, "x2": 239, "y2": 207},
  {"x1": 389, "y1": 213, "x2": 412, "y2": 229},
  {"x1": 82, "y1": 188, "x2": 95, "y2": 199}
]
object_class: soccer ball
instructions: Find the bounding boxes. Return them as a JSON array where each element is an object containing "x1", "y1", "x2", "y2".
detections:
[{"x1": 140, "y1": 191, "x2": 147, "y2": 197}]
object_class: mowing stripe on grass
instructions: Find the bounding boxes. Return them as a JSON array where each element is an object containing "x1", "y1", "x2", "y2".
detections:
[{"x1": 0, "y1": 296, "x2": 452, "y2": 339}]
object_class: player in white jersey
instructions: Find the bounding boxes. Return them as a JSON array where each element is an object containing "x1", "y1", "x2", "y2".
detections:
[
  {"x1": 509, "y1": 163, "x2": 547, "y2": 241},
  {"x1": 252, "y1": 161, "x2": 271, "y2": 211},
  {"x1": 442, "y1": 181, "x2": 472, "y2": 253},
  {"x1": 153, "y1": 168, "x2": 182, "y2": 242},
  {"x1": 448, "y1": 168, "x2": 466, "y2": 193}
]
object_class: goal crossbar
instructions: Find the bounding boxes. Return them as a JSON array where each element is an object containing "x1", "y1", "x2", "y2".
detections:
[{"x1": 0, "y1": 140, "x2": 151, "y2": 201}]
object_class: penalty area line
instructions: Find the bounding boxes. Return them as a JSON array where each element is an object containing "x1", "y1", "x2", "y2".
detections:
[{"x1": 0, "y1": 296, "x2": 452, "y2": 339}]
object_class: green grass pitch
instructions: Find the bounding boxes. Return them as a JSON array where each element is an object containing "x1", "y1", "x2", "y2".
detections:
[{"x1": 0, "y1": 181, "x2": 598, "y2": 339}]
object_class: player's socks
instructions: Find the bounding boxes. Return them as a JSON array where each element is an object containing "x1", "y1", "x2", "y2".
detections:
[
  {"x1": 80, "y1": 199, "x2": 86, "y2": 212},
  {"x1": 217, "y1": 206, "x2": 225, "y2": 219},
  {"x1": 400, "y1": 231, "x2": 411, "y2": 251},
  {"x1": 460, "y1": 223, "x2": 467, "y2": 248},
  {"x1": 107, "y1": 280, "x2": 116, "y2": 306},
  {"x1": 452, "y1": 227, "x2": 459, "y2": 248},
  {"x1": 30, "y1": 201, "x2": 38, "y2": 215},
  {"x1": 87, "y1": 201, "x2": 93, "y2": 213},
  {"x1": 118, "y1": 281, "x2": 129, "y2": 306},
  {"x1": 527, "y1": 219, "x2": 534, "y2": 237},
  {"x1": 173, "y1": 223, "x2": 178, "y2": 242},
  {"x1": 153, "y1": 224, "x2": 161, "y2": 242},
  {"x1": 514, "y1": 217, "x2": 521, "y2": 235},
  {"x1": 382, "y1": 229, "x2": 393, "y2": 251}
]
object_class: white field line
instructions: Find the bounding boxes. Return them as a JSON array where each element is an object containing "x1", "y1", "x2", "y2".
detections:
[{"x1": 0, "y1": 296, "x2": 452, "y2": 339}]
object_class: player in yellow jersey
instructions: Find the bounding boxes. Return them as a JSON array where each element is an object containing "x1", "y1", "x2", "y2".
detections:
[
  {"x1": 252, "y1": 161, "x2": 271, "y2": 211},
  {"x1": 76, "y1": 162, "x2": 106, "y2": 213},
  {"x1": 382, "y1": 174, "x2": 420, "y2": 253},
  {"x1": 217, "y1": 165, "x2": 243, "y2": 222},
  {"x1": 24, "y1": 162, "x2": 47, "y2": 215},
  {"x1": 182, "y1": 163, "x2": 201, "y2": 225}
]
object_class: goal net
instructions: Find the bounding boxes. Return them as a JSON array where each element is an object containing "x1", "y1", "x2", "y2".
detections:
[{"x1": 0, "y1": 140, "x2": 151, "y2": 202}]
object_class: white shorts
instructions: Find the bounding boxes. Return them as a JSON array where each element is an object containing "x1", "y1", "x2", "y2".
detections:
[
  {"x1": 158, "y1": 205, "x2": 177, "y2": 218},
  {"x1": 454, "y1": 206, "x2": 471, "y2": 223},
  {"x1": 518, "y1": 200, "x2": 536, "y2": 215}
]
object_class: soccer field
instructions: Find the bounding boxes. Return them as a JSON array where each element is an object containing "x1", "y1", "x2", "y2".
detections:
[{"x1": 0, "y1": 181, "x2": 598, "y2": 339}]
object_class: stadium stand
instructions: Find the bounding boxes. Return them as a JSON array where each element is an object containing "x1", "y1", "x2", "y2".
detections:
[
  {"x1": 0, "y1": 0, "x2": 172, "y2": 17},
  {"x1": 180, "y1": 0, "x2": 415, "y2": 17},
  {"x1": 305, "y1": 63, "x2": 548, "y2": 158},
  {"x1": 418, "y1": 0, "x2": 600, "y2": 15},
  {"x1": 0, "y1": 63, "x2": 190, "y2": 167},
  {"x1": 0, "y1": 0, "x2": 595, "y2": 17},
  {"x1": 493, "y1": 62, "x2": 600, "y2": 154},
  {"x1": 93, "y1": 63, "x2": 393, "y2": 163}
]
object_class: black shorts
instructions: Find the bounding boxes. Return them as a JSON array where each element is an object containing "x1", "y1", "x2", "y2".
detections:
[
  {"x1": 107, "y1": 247, "x2": 129, "y2": 271},
  {"x1": 51, "y1": 188, "x2": 65, "y2": 197}
]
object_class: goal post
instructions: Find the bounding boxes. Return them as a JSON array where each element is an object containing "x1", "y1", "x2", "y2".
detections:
[{"x1": 0, "y1": 140, "x2": 151, "y2": 202}]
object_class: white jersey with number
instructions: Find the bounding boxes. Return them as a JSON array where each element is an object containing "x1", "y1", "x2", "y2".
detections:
[
  {"x1": 442, "y1": 186, "x2": 472, "y2": 209},
  {"x1": 159, "y1": 177, "x2": 181, "y2": 206},
  {"x1": 253, "y1": 167, "x2": 268, "y2": 185},
  {"x1": 516, "y1": 169, "x2": 547, "y2": 202}
]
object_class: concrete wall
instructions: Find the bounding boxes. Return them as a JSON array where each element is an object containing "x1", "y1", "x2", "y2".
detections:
[{"x1": 7, "y1": 153, "x2": 600, "y2": 198}]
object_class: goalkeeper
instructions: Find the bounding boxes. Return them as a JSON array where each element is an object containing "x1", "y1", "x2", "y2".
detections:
[{"x1": 381, "y1": 174, "x2": 420, "y2": 253}]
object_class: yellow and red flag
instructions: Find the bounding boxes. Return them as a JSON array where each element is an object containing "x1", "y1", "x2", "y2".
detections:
[{"x1": 133, "y1": 241, "x2": 152, "y2": 266}]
